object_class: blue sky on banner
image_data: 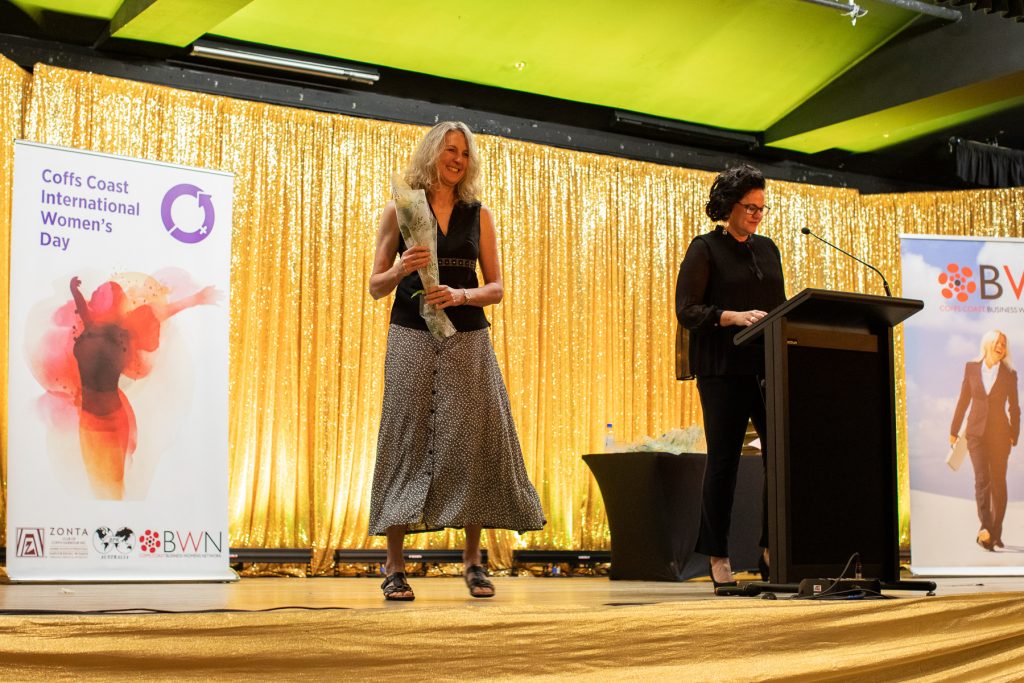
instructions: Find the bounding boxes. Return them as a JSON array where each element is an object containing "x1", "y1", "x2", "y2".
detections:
[{"x1": 901, "y1": 236, "x2": 1024, "y2": 500}]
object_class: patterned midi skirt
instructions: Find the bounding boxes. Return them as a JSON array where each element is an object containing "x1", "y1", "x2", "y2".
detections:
[{"x1": 368, "y1": 324, "x2": 546, "y2": 535}]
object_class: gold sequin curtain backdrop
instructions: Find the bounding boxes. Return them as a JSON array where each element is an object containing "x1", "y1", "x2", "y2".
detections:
[
  {"x1": 7, "y1": 62, "x2": 1020, "y2": 566},
  {"x1": 0, "y1": 56, "x2": 32, "y2": 548},
  {"x1": 480, "y1": 147, "x2": 864, "y2": 553}
]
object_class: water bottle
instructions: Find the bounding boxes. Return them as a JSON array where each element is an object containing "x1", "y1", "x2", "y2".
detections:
[{"x1": 604, "y1": 423, "x2": 615, "y2": 452}]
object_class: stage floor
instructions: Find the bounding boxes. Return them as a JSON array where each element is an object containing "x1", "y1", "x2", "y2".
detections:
[
  {"x1": 2, "y1": 572, "x2": 1024, "y2": 612},
  {"x1": 2, "y1": 574, "x2": 1024, "y2": 680}
]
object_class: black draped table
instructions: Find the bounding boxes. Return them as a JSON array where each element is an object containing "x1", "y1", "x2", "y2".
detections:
[{"x1": 583, "y1": 452, "x2": 763, "y2": 581}]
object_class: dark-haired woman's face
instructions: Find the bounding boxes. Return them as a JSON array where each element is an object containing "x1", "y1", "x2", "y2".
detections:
[{"x1": 725, "y1": 188, "x2": 764, "y2": 241}]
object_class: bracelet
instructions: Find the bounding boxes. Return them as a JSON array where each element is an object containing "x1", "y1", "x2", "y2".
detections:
[{"x1": 463, "y1": 289, "x2": 472, "y2": 305}]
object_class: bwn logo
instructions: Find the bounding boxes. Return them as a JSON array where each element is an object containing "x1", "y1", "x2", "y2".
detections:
[{"x1": 939, "y1": 262, "x2": 1024, "y2": 302}]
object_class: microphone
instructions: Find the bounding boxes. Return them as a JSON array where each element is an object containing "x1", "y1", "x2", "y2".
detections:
[{"x1": 800, "y1": 227, "x2": 892, "y2": 297}]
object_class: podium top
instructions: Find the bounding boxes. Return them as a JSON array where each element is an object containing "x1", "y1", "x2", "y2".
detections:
[{"x1": 735, "y1": 288, "x2": 923, "y2": 346}]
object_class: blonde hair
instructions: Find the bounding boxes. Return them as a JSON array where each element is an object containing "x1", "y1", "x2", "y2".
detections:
[
  {"x1": 977, "y1": 329, "x2": 1012, "y2": 369},
  {"x1": 404, "y1": 121, "x2": 481, "y2": 204}
]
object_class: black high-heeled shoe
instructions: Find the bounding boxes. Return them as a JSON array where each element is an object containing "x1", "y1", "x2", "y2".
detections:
[
  {"x1": 758, "y1": 554, "x2": 770, "y2": 582},
  {"x1": 709, "y1": 561, "x2": 737, "y2": 589}
]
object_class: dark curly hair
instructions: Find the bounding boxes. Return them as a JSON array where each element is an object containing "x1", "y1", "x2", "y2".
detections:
[{"x1": 704, "y1": 164, "x2": 766, "y2": 222}]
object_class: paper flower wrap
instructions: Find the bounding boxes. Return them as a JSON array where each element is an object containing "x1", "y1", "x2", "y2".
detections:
[
  {"x1": 621, "y1": 426, "x2": 707, "y2": 454},
  {"x1": 391, "y1": 174, "x2": 456, "y2": 341}
]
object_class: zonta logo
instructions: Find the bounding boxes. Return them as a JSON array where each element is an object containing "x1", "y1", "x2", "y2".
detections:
[{"x1": 939, "y1": 262, "x2": 1024, "y2": 302}]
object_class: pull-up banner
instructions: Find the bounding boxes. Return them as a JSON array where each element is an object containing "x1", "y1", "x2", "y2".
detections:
[
  {"x1": 901, "y1": 235, "x2": 1024, "y2": 576},
  {"x1": 6, "y1": 141, "x2": 234, "y2": 581}
]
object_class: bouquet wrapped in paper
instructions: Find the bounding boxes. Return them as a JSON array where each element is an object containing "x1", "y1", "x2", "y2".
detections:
[{"x1": 391, "y1": 174, "x2": 456, "y2": 341}]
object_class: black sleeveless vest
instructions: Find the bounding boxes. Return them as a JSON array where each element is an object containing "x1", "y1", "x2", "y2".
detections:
[{"x1": 390, "y1": 201, "x2": 490, "y2": 332}]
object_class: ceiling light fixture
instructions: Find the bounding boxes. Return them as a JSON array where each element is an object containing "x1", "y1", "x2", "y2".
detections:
[
  {"x1": 612, "y1": 111, "x2": 759, "y2": 150},
  {"x1": 190, "y1": 40, "x2": 379, "y2": 85}
]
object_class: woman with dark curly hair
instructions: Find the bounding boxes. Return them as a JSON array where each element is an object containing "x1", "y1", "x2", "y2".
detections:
[{"x1": 675, "y1": 164, "x2": 786, "y2": 590}]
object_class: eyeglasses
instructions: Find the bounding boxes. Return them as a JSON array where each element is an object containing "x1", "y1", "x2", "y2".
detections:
[{"x1": 738, "y1": 203, "x2": 769, "y2": 216}]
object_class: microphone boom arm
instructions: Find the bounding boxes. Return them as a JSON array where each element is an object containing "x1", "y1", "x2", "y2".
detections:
[{"x1": 802, "y1": 228, "x2": 892, "y2": 297}]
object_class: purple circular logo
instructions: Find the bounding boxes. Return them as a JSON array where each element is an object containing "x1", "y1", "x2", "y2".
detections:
[{"x1": 161, "y1": 183, "x2": 215, "y2": 244}]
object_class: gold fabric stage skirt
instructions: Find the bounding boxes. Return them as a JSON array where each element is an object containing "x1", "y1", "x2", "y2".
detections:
[{"x1": 2, "y1": 579, "x2": 1023, "y2": 680}]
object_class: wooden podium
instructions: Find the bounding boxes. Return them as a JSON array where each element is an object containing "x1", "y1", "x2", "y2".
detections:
[{"x1": 735, "y1": 288, "x2": 922, "y2": 583}]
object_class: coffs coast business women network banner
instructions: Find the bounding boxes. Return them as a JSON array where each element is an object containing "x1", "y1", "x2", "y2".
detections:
[
  {"x1": 902, "y1": 235, "x2": 1024, "y2": 575},
  {"x1": 6, "y1": 141, "x2": 234, "y2": 581}
]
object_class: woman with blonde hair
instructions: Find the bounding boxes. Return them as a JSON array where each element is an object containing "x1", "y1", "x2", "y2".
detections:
[
  {"x1": 367, "y1": 121, "x2": 545, "y2": 600},
  {"x1": 950, "y1": 329, "x2": 1020, "y2": 550}
]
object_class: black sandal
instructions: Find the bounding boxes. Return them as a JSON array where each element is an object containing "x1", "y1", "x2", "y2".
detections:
[
  {"x1": 464, "y1": 564, "x2": 495, "y2": 598},
  {"x1": 381, "y1": 571, "x2": 415, "y2": 601}
]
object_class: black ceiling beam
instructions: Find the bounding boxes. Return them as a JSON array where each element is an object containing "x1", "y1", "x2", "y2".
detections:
[
  {"x1": 0, "y1": 4, "x2": 108, "y2": 45},
  {"x1": 766, "y1": 8, "x2": 1024, "y2": 145},
  {"x1": 0, "y1": 1, "x2": 45, "y2": 38}
]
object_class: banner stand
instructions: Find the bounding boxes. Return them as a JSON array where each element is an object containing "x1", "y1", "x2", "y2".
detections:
[
  {"x1": 901, "y1": 234, "x2": 1024, "y2": 577},
  {"x1": 7, "y1": 141, "x2": 234, "y2": 582}
]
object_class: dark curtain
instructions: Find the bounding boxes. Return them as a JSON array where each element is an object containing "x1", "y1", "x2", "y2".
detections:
[{"x1": 954, "y1": 138, "x2": 1024, "y2": 188}]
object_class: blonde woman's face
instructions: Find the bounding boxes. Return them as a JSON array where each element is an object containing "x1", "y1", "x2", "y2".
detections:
[
  {"x1": 436, "y1": 131, "x2": 469, "y2": 189},
  {"x1": 992, "y1": 334, "x2": 1007, "y2": 361}
]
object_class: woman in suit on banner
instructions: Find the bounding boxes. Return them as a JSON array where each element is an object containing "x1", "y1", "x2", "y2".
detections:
[
  {"x1": 675, "y1": 164, "x2": 786, "y2": 590},
  {"x1": 950, "y1": 329, "x2": 1020, "y2": 551},
  {"x1": 367, "y1": 121, "x2": 545, "y2": 601}
]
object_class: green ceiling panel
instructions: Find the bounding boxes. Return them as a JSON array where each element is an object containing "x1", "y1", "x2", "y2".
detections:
[
  {"x1": 209, "y1": 0, "x2": 918, "y2": 131},
  {"x1": 769, "y1": 70, "x2": 1024, "y2": 153},
  {"x1": 23, "y1": 0, "x2": 1005, "y2": 157}
]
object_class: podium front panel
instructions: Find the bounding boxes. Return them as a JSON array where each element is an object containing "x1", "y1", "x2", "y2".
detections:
[{"x1": 767, "y1": 321, "x2": 900, "y2": 583}]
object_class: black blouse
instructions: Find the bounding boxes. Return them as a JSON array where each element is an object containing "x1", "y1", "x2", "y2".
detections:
[
  {"x1": 390, "y1": 201, "x2": 490, "y2": 332},
  {"x1": 675, "y1": 226, "x2": 786, "y2": 377}
]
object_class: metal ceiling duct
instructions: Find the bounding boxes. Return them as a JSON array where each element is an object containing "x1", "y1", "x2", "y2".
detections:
[
  {"x1": 797, "y1": 0, "x2": 962, "y2": 22},
  {"x1": 873, "y1": 0, "x2": 961, "y2": 20}
]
